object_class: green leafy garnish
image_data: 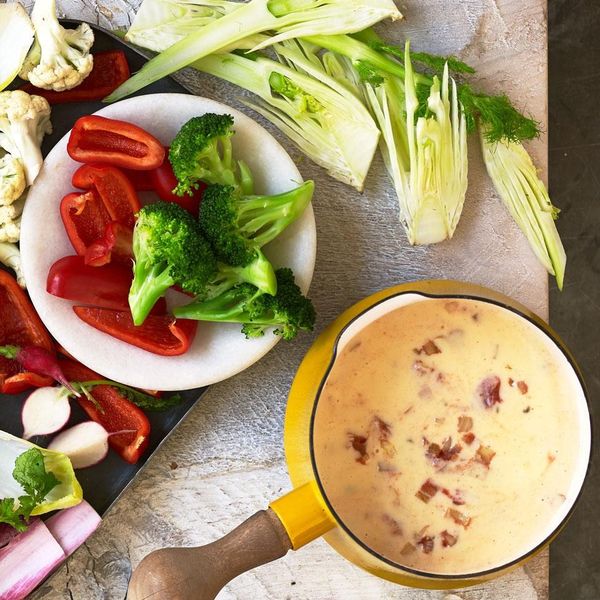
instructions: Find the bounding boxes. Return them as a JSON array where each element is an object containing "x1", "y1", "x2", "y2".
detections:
[{"x1": 0, "y1": 448, "x2": 60, "y2": 532}]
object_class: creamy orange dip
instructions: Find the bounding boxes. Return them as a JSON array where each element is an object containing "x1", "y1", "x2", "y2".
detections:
[{"x1": 313, "y1": 298, "x2": 584, "y2": 574}]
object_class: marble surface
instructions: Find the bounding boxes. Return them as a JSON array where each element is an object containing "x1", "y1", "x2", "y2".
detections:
[{"x1": 26, "y1": 0, "x2": 552, "y2": 598}]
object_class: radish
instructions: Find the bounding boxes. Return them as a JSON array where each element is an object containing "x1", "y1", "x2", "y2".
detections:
[
  {"x1": 21, "y1": 387, "x2": 71, "y2": 440},
  {"x1": 0, "y1": 345, "x2": 79, "y2": 395},
  {"x1": 47, "y1": 422, "x2": 110, "y2": 469}
]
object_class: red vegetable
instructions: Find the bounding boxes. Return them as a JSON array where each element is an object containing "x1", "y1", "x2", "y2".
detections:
[
  {"x1": 84, "y1": 221, "x2": 133, "y2": 267},
  {"x1": 20, "y1": 50, "x2": 130, "y2": 104},
  {"x1": 0, "y1": 271, "x2": 54, "y2": 394},
  {"x1": 150, "y1": 147, "x2": 205, "y2": 215},
  {"x1": 122, "y1": 167, "x2": 154, "y2": 191},
  {"x1": 60, "y1": 190, "x2": 111, "y2": 256},
  {"x1": 67, "y1": 115, "x2": 165, "y2": 170},
  {"x1": 58, "y1": 359, "x2": 151, "y2": 464},
  {"x1": 73, "y1": 306, "x2": 197, "y2": 356},
  {"x1": 71, "y1": 164, "x2": 140, "y2": 228},
  {"x1": 47, "y1": 255, "x2": 166, "y2": 314}
]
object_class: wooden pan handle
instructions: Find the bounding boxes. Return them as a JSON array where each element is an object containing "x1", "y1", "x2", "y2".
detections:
[{"x1": 127, "y1": 508, "x2": 292, "y2": 600}]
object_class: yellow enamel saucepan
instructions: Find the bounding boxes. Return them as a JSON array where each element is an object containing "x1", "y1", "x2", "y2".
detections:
[{"x1": 128, "y1": 280, "x2": 591, "y2": 599}]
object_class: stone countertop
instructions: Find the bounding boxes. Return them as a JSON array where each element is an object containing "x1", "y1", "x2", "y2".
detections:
[{"x1": 28, "y1": 0, "x2": 550, "y2": 598}]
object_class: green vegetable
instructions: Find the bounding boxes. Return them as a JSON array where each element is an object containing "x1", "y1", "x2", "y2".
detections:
[
  {"x1": 105, "y1": 0, "x2": 402, "y2": 101},
  {"x1": 129, "y1": 201, "x2": 217, "y2": 325},
  {"x1": 0, "y1": 432, "x2": 82, "y2": 531},
  {"x1": 174, "y1": 267, "x2": 315, "y2": 340},
  {"x1": 199, "y1": 180, "x2": 314, "y2": 265},
  {"x1": 193, "y1": 40, "x2": 380, "y2": 190},
  {"x1": 169, "y1": 113, "x2": 253, "y2": 196},
  {"x1": 355, "y1": 42, "x2": 468, "y2": 244},
  {"x1": 0, "y1": 3, "x2": 35, "y2": 92},
  {"x1": 70, "y1": 380, "x2": 183, "y2": 412},
  {"x1": 19, "y1": 0, "x2": 94, "y2": 92},
  {"x1": 480, "y1": 131, "x2": 566, "y2": 289}
]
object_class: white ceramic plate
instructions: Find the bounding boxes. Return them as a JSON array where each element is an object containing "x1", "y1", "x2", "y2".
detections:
[{"x1": 20, "y1": 94, "x2": 316, "y2": 391}]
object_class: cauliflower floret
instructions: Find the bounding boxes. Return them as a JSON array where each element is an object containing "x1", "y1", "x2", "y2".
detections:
[
  {"x1": 0, "y1": 90, "x2": 52, "y2": 186},
  {"x1": 0, "y1": 154, "x2": 26, "y2": 205},
  {"x1": 19, "y1": 0, "x2": 94, "y2": 92},
  {"x1": 0, "y1": 242, "x2": 25, "y2": 288},
  {"x1": 0, "y1": 215, "x2": 21, "y2": 244}
]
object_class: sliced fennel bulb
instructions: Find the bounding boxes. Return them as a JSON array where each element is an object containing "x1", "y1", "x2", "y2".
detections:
[
  {"x1": 480, "y1": 133, "x2": 566, "y2": 289},
  {"x1": 193, "y1": 41, "x2": 380, "y2": 190},
  {"x1": 107, "y1": 0, "x2": 402, "y2": 101},
  {"x1": 363, "y1": 43, "x2": 468, "y2": 245}
]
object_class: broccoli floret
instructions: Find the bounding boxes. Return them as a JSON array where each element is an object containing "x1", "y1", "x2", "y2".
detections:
[
  {"x1": 19, "y1": 0, "x2": 94, "y2": 92},
  {"x1": 199, "y1": 180, "x2": 314, "y2": 266},
  {"x1": 169, "y1": 113, "x2": 254, "y2": 197},
  {"x1": 129, "y1": 201, "x2": 217, "y2": 325},
  {"x1": 173, "y1": 267, "x2": 316, "y2": 341}
]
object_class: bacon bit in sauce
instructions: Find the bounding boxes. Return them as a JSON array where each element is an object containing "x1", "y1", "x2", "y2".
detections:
[
  {"x1": 476, "y1": 444, "x2": 496, "y2": 467},
  {"x1": 471, "y1": 312, "x2": 480, "y2": 322},
  {"x1": 517, "y1": 380, "x2": 529, "y2": 394},
  {"x1": 436, "y1": 372, "x2": 447, "y2": 383},
  {"x1": 378, "y1": 461, "x2": 398, "y2": 473},
  {"x1": 416, "y1": 479, "x2": 439, "y2": 503},
  {"x1": 441, "y1": 530, "x2": 458, "y2": 547},
  {"x1": 442, "y1": 488, "x2": 465, "y2": 506},
  {"x1": 478, "y1": 375, "x2": 503, "y2": 408},
  {"x1": 462, "y1": 432, "x2": 476, "y2": 445},
  {"x1": 417, "y1": 535, "x2": 435, "y2": 554},
  {"x1": 413, "y1": 359, "x2": 434, "y2": 376},
  {"x1": 348, "y1": 433, "x2": 368, "y2": 464},
  {"x1": 445, "y1": 508, "x2": 472, "y2": 529},
  {"x1": 457, "y1": 415, "x2": 473, "y2": 433},
  {"x1": 381, "y1": 514, "x2": 403, "y2": 536},
  {"x1": 414, "y1": 340, "x2": 442, "y2": 356},
  {"x1": 418, "y1": 385, "x2": 432, "y2": 399},
  {"x1": 508, "y1": 377, "x2": 515, "y2": 387},
  {"x1": 426, "y1": 437, "x2": 462, "y2": 466},
  {"x1": 523, "y1": 406, "x2": 532, "y2": 414},
  {"x1": 371, "y1": 416, "x2": 395, "y2": 457},
  {"x1": 400, "y1": 542, "x2": 416, "y2": 556},
  {"x1": 444, "y1": 301, "x2": 460, "y2": 313}
]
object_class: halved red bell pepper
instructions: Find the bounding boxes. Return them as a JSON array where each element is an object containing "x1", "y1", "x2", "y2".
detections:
[
  {"x1": 58, "y1": 358, "x2": 151, "y2": 464},
  {"x1": 60, "y1": 190, "x2": 111, "y2": 256},
  {"x1": 73, "y1": 306, "x2": 197, "y2": 356},
  {"x1": 21, "y1": 50, "x2": 130, "y2": 104},
  {"x1": 0, "y1": 270, "x2": 54, "y2": 394},
  {"x1": 67, "y1": 116, "x2": 165, "y2": 170},
  {"x1": 84, "y1": 221, "x2": 133, "y2": 267},
  {"x1": 72, "y1": 164, "x2": 140, "y2": 228},
  {"x1": 47, "y1": 255, "x2": 166, "y2": 314},
  {"x1": 151, "y1": 147, "x2": 205, "y2": 216}
]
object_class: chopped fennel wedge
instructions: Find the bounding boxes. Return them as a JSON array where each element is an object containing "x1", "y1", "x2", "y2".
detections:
[
  {"x1": 362, "y1": 43, "x2": 468, "y2": 245},
  {"x1": 193, "y1": 41, "x2": 380, "y2": 190},
  {"x1": 0, "y1": 430, "x2": 82, "y2": 522},
  {"x1": 0, "y1": 4, "x2": 35, "y2": 91},
  {"x1": 106, "y1": 0, "x2": 402, "y2": 101},
  {"x1": 480, "y1": 132, "x2": 566, "y2": 289}
]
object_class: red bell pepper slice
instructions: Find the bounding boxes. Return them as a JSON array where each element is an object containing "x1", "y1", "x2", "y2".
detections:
[
  {"x1": 72, "y1": 164, "x2": 140, "y2": 228},
  {"x1": 20, "y1": 50, "x2": 130, "y2": 104},
  {"x1": 67, "y1": 116, "x2": 165, "y2": 171},
  {"x1": 122, "y1": 168, "x2": 154, "y2": 191},
  {"x1": 47, "y1": 255, "x2": 167, "y2": 314},
  {"x1": 84, "y1": 221, "x2": 133, "y2": 267},
  {"x1": 60, "y1": 190, "x2": 111, "y2": 256},
  {"x1": 150, "y1": 147, "x2": 205, "y2": 216},
  {"x1": 58, "y1": 359, "x2": 151, "y2": 464},
  {"x1": 73, "y1": 306, "x2": 197, "y2": 356},
  {"x1": 0, "y1": 271, "x2": 54, "y2": 394}
]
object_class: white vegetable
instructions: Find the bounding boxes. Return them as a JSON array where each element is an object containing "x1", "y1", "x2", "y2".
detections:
[
  {"x1": 0, "y1": 3, "x2": 35, "y2": 92},
  {"x1": 362, "y1": 43, "x2": 468, "y2": 244},
  {"x1": 0, "y1": 90, "x2": 52, "y2": 186},
  {"x1": 0, "y1": 242, "x2": 26, "y2": 287},
  {"x1": 194, "y1": 40, "x2": 380, "y2": 190},
  {"x1": 480, "y1": 132, "x2": 566, "y2": 289},
  {"x1": 0, "y1": 154, "x2": 26, "y2": 205},
  {"x1": 48, "y1": 422, "x2": 110, "y2": 469},
  {"x1": 20, "y1": 0, "x2": 94, "y2": 91},
  {"x1": 21, "y1": 387, "x2": 72, "y2": 440}
]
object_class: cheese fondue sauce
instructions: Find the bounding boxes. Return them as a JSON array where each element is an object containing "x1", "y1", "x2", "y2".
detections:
[{"x1": 313, "y1": 298, "x2": 581, "y2": 574}]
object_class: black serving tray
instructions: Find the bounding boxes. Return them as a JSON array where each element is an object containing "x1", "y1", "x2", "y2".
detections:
[{"x1": 1, "y1": 23, "x2": 207, "y2": 517}]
